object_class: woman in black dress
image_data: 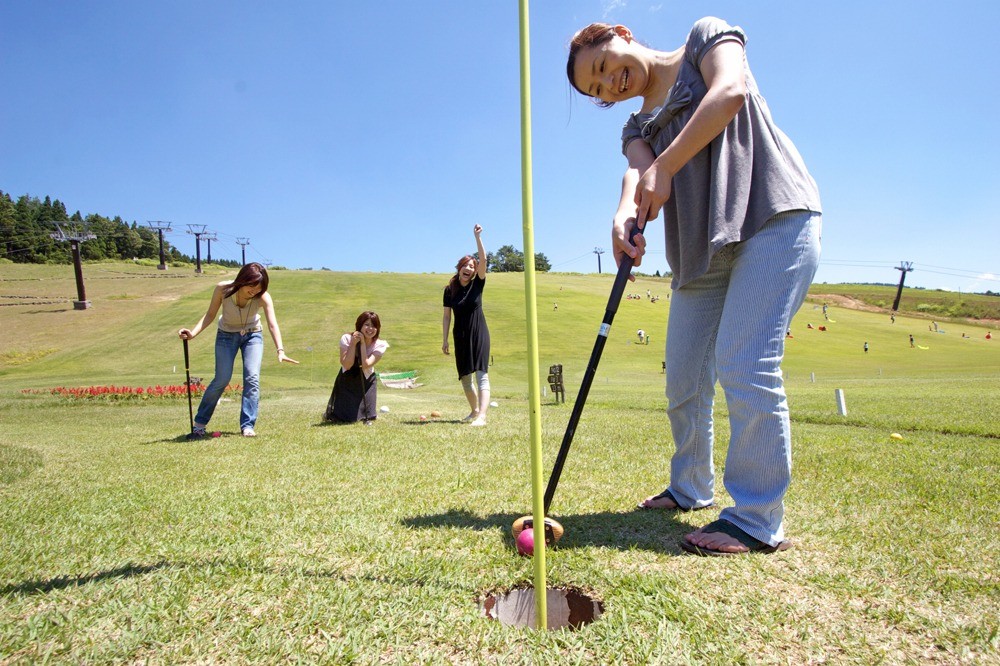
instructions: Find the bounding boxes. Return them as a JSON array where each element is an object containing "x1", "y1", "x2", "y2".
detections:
[
  {"x1": 442, "y1": 225, "x2": 491, "y2": 426},
  {"x1": 324, "y1": 311, "x2": 388, "y2": 424}
]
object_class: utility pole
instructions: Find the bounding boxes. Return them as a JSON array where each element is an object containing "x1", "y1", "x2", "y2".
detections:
[
  {"x1": 594, "y1": 247, "x2": 605, "y2": 274},
  {"x1": 186, "y1": 224, "x2": 207, "y2": 273},
  {"x1": 204, "y1": 232, "x2": 218, "y2": 264},
  {"x1": 236, "y1": 237, "x2": 250, "y2": 265},
  {"x1": 892, "y1": 261, "x2": 914, "y2": 311},
  {"x1": 50, "y1": 222, "x2": 96, "y2": 310},
  {"x1": 146, "y1": 220, "x2": 172, "y2": 270}
]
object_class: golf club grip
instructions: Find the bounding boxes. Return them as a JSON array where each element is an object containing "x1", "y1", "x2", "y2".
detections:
[
  {"x1": 183, "y1": 336, "x2": 190, "y2": 370},
  {"x1": 543, "y1": 223, "x2": 642, "y2": 513}
]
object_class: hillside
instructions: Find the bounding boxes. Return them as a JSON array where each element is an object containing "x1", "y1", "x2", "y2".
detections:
[
  {"x1": 1, "y1": 263, "x2": 997, "y2": 399},
  {"x1": 807, "y1": 283, "x2": 1000, "y2": 325}
]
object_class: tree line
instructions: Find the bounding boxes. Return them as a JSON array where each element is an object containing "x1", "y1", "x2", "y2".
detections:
[
  {"x1": 485, "y1": 245, "x2": 550, "y2": 273},
  {"x1": 0, "y1": 190, "x2": 241, "y2": 265},
  {"x1": 1, "y1": 190, "x2": 552, "y2": 273}
]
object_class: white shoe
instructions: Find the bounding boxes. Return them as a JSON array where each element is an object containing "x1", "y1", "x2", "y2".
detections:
[
  {"x1": 469, "y1": 417, "x2": 486, "y2": 427},
  {"x1": 242, "y1": 427, "x2": 256, "y2": 437}
]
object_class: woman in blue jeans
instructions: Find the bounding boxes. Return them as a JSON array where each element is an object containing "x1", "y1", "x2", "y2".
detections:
[
  {"x1": 178, "y1": 262, "x2": 298, "y2": 437},
  {"x1": 568, "y1": 18, "x2": 821, "y2": 555}
]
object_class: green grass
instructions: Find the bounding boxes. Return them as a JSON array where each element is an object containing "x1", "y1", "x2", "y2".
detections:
[{"x1": 1, "y1": 262, "x2": 998, "y2": 663}]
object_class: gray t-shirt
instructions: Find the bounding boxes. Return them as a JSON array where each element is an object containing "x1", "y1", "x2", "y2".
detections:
[{"x1": 621, "y1": 17, "x2": 821, "y2": 288}]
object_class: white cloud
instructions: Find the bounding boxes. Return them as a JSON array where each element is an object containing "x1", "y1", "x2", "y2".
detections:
[
  {"x1": 602, "y1": 0, "x2": 626, "y2": 19},
  {"x1": 963, "y1": 273, "x2": 999, "y2": 294}
]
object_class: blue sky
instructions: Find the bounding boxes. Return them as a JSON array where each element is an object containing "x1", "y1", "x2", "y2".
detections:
[{"x1": 3, "y1": 1, "x2": 998, "y2": 292}]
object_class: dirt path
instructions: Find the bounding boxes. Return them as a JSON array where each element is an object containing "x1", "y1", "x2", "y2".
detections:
[{"x1": 808, "y1": 294, "x2": 1000, "y2": 328}]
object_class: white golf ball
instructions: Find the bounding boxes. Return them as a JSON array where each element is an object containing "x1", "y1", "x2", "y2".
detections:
[
  {"x1": 490, "y1": 401, "x2": 499, "y2": 408},
  {"x1": 380, "y1": 405, "x2": 390, "y2": 413}
]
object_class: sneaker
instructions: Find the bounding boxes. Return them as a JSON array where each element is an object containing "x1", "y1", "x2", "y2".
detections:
[
  {"x1": 190, "y1": 426, "x2": 207, "y2": 438},
  {"x1": 469, "y1": 417, "x2": 486, "y2": 427},
  {"x1": 242, "y1": 427, "x2": 256, "y2": 437}
]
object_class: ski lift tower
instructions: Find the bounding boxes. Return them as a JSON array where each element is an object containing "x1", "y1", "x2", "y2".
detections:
[
  {"x1": 50, "y1": 222, "x2": 96, "y2": 310},
  {"x1": 186, "y1": 224, "x2": 208, "y2": 273},
  {"x1": 146, "y1": 220, "x2": 173, "y2": 270}
]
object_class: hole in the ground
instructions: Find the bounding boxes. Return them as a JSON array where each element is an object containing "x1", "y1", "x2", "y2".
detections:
[{"x1": 480, "y1": 585, "x2": 603, "y2": 630}]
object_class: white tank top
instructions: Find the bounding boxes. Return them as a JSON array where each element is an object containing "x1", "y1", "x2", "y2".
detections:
[{"x1": 219, "y1": 292, "x2": 262, "y2": 333}]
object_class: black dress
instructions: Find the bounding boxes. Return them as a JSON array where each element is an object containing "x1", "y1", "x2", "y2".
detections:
[
  {"x1": 443, "y1": 275, "x2": 491, "y2": 378},
  {"x1": 324, "y1": 345, "x2": 378, "y2": 423}
]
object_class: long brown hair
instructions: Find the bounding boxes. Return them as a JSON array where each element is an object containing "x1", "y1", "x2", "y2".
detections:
[
  {"x1": 355, "y1": 311, "x2": 381, "y2": 342},
  {"x1": 223, "y1": 262, "x2": 269, "y2": 299},
  {"x1": 447, "y1": 255, "x2": 478, "y2": 297},
  {"x1": 567, "y1": 23, "x2": 619, "y2": 108}
]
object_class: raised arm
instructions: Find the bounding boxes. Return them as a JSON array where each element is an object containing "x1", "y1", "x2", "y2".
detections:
[
  {"x1": 260, "y1": 292, "x2": 298, "y2": 364},
  {"x1": 474, "y1": 224, "x2": 487, "y2": 279},
  {"x1": 633, "y1": 39, "x2": 746, "y2": 226},
  {"x1": 178, "y1": 284, "x2": 226, "y2": 340}
]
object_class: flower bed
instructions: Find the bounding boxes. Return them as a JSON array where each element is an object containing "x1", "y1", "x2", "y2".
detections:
[{"x1": 21, "y1": 383, "x2": 242, "y2": 402}]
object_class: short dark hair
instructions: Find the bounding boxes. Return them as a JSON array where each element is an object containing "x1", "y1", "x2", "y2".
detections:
[{"x1": 355, "y1": 311, "x2": 381, "y2": 342}]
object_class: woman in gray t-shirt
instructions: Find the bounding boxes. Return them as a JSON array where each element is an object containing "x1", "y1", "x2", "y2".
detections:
[{"x1": 567, "y1": 17, "x2": 821, "y2": 556}]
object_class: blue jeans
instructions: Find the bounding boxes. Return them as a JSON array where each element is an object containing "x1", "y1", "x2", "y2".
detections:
[
  {"x1": 664, "y1": 211, "x2": 821, "y2": 546},
  {"x1": 194, "y1": 329, "x2": 263, "y2": 431}
]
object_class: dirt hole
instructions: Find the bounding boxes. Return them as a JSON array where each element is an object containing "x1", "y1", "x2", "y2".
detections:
[{"x1": 480, "y1": 586, "x2": 603, "y2": 630}]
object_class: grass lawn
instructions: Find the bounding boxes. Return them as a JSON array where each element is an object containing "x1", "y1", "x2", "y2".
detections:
[{"x1": 1, "y1": 262, "x2": 998, "y2": 663}]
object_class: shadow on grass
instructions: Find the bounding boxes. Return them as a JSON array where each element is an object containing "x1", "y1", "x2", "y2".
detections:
[
  {"x1": 142, "y1": 433, "x2": 238, "y2": 445},
  {"x1": 309, "y1": 418, "x2": 470, "y2": 427},
  {"x1": 1, "y1": 560, "x2": 175, "y2": 597},
  {"x1": 400, "y1": 507, "x2": 706, "y2": 554}
]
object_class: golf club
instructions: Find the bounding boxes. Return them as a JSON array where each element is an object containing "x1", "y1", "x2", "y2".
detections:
[
  {"x1": 183, "y1": 337, "x2": 197, "y2": 439},
  {"x1": 544, "y1": 223, "x2": 644, "y2": 513},
  {"x1": 358, "y1": 340, "x2": 372, "y2": 425},
  {"x1": 512, "y1": 222, "x2": 644, "y2": 543}
]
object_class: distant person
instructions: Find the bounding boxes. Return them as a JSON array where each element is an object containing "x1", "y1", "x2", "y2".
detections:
[
  {"x1": 864, "y1": 341, "x2": 869, "y2": 354},
  {"x1": 987, "y1": 331, "x2": 993, "y2": 340},
  {"x1": 910, "y1": 334, "x2": 915, "y2": 348},
  {"x1": 442, "y1": 224, "x2": 492, "y2": 426},
  {"x1": 178, "y1": 262, "x2": 298, "y2": 437},
  {"x1": 324, "y1": 311, "x2": 388, "y2": 424},
  {"x1": 933, "y1": 321, "x2": 938, "y2": 332},
  {"x1": 890, "y1": 313, "x2": 895, "y2": 324},
  {"x1": 567, "y1": 17, "x2": 821, "y2": 555},
  {"x1": 637, "y1": 329, "x2": 645, "y2": 343}
]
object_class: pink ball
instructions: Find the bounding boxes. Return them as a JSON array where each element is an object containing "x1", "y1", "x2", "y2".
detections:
[{"x1": 515, "y1": 529, "x2": 534, "y2": 556}]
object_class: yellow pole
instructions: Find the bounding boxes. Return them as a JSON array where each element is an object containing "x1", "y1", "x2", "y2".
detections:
[{"x1": 517, "y1": 0, "x2": 547, "y2": 630}]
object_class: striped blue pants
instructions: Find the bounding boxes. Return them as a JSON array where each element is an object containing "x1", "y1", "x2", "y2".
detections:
[{"x1": 664, "y1": 210, "x2": 821, "y2": 546}]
